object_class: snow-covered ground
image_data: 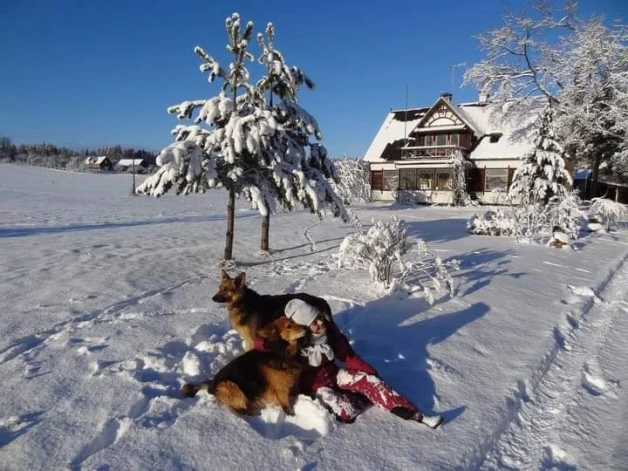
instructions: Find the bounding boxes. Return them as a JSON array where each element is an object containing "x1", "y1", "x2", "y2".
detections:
[{"x1": 1, "y1": 164, "x2": 627, "y2": 470}]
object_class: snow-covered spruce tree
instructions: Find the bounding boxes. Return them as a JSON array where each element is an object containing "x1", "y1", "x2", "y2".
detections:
[
  {"x1": 337, "y1": 215, "x2": 458, "y2": 301},
  {"x1": 507, "y1": 107, "x2": 581, "y2": 241},
  {"x1": 255, "y1": 23, "x2": 348, "y2": 251},
  {"x1": 509, "y1": 107, "x2": 572, "y2": 206},
  {"x1": 330, "y1": 157, "x2": 371, "y2": 205}
]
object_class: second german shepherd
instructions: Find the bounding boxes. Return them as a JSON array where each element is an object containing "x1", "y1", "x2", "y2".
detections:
[
  {"x1": 212, "y1": 270, "x2": 332, "y2": 350},
  {"x1": 180, "y1": 317, "x2": 306, "y2": 415}
]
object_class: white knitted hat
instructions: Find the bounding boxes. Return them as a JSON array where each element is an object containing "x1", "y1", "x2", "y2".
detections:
[{"x1": 285, "y1": 299, "x2": 321, "y2": 327}]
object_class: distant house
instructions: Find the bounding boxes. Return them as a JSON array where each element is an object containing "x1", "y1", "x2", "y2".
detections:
[
  {"x1": 84, "y1": 156, "x2": 113, "y2": 171},
  {"x1": 363, "y1": 92, "x2": 539, "y2": 204},
  {"x1": 116, "y1": 159, "x2": 149, "y2": 172}
]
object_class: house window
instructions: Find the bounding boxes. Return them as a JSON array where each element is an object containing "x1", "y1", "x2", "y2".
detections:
[
  {"x1": 485, "y1": 168, "x2": 509, "y2": 191},
  {"x1": 383, "y1": 170, "x2": 399, "y2": 191},
  {"x1": 424, "y1": 135, "x2": 432, "y2": 147},
  {"x1": 371, "y1": 171, "x2": 383, "y2": 191},
  {"x1": 436, "y1": 134, "x2": 447, "y2": 146},
  {"x1": 450, "y1": 134, "x2": 459, "y2": 146},
  {"x1": 435, "y1": 171, "x2": 452, "y2": 190},
  {"x1": 399, "y1": 168, "x2": 417, "y2": 190},
  {"x1": 418, "y1": 170, "x2": 434, "y2": 190}
]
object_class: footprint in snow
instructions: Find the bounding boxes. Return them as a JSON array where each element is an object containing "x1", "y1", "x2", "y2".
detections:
[{"x1": 581, "y1": 360, "x2": 610, "y2": 397}]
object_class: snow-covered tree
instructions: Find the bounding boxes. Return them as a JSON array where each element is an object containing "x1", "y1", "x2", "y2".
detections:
[
  {"x1": 330, "y1": 157, "x2": 370, "y2": 204},
  {"x1": 590, "y1": 197, "x2": 628, "y2": 231},
  {"x1": 463, "y1": 1, "x2": 628, "y2": 188},
  {"x1": 450, "y1": 150, "x2": 472, "y2": 206},
  {"x1": 337, "y1": 215, "x2": 459, "y2": 301},
  {"x1": 509, "y1": 107, "x2": 572, "y2": 206},
  {"x1": 137, "y1": 13, "x2": 347, "y2": 261},
  {"x1": 253, "y1": 22, "x2": 348, "y2": 251}
]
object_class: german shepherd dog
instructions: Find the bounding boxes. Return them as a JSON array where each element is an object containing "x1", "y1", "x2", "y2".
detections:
[
  {"x1": 180, "y1": 317, "x2": 306, "y2": 415},
  {"x1": 212, "y1": 270, "x2": 332, "y2": 351}
]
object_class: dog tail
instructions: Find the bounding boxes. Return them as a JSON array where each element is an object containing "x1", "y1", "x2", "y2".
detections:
[{"x1": 180, "y1": 379, "x2": 215, "y2": 398}]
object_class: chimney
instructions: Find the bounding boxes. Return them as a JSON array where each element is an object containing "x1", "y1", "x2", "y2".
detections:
[
  {"x1": 478, "y1": 88, "x2": 489, "y2": 104},
  {"x1": 441, "y1": 92, "x2": 453, "y2": 102}
]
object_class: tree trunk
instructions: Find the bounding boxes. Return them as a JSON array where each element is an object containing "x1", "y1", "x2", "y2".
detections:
[
  {"x1": 591, "y1": 154, "x2": 602, "y2": 199},
  {"x1": 224, "y1": 188, "x2": 235, "y2": 261},
  {"x1": 261, "y1": 213, "x2": 270, "y2": 251}
]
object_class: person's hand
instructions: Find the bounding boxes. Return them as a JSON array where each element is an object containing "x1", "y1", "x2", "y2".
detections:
[{"x1": 345, "y1": 355, "x2": 377, "y2": 375}]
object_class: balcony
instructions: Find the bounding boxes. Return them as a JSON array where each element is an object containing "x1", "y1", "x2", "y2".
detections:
[{"x1": 400, "y1": 145, "x2": 467, "y2": 159}]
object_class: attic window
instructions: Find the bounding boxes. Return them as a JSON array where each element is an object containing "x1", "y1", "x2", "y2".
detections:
[{"x1": 489, "y1": 133, "x2": 503, "y2": 143}]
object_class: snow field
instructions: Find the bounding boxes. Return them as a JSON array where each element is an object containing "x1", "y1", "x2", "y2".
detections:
[{"x1": 1, "y1": 165, "x2": 627, "y2": 470}]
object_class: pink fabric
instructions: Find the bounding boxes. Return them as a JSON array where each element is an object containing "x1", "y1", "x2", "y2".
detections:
[{"x1": 335, "y1": 369, "x2": 418, "y2": 414}]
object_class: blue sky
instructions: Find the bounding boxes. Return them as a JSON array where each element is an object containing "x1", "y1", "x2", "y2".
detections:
[{"x1": 1, "y1": 0, "x2": 625, "y2": 157}]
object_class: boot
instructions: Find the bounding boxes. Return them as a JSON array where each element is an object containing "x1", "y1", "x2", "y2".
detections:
[{"x1": 391, "y1": 406, "x2": 444, "y2": 429}]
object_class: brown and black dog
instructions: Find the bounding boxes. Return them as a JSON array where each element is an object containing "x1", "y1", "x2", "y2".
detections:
[
  {"x1": 212, "y1": 270, "x2": 332, "y2": 350},
  {"x1": 180, "y1": 317, "x2": 306, "y2": 415}
]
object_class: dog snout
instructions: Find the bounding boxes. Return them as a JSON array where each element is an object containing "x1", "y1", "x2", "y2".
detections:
[{"x1": 212, "y1": 293, "x2": 227, "y2": 303}]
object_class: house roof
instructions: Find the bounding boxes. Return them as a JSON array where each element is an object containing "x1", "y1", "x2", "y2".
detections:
[
  {"x1": 84, "y1": 156, "x2": 110, "y2": 165},
  {"x1": 414, "y1": 96, "x2": 481, "y2": 136},
  {"x1": 363, "y1": 98, "x2": 540, "y2": 163},
  {"x1": 363, "y1": 108, "x2": 428, "y2": 163},
  {"x1": 117, "y1": 159, "x2": 144, "y2": 166},
  {"x1": 461, "y1": 103, "x2": 537, "y2": 160}
]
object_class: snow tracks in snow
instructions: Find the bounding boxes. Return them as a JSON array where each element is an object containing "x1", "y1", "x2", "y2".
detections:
[{"x1": 461, "y1": 252, "x2": 628, "y2": 470}]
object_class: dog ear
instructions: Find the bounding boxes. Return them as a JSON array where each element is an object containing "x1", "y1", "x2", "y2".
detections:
[
  {"x1": 234, "y1": 272, "x2": 246, "y2": 287},
  {"x1": 221, "y1": 269, "x2": 230, "y2": 280}
]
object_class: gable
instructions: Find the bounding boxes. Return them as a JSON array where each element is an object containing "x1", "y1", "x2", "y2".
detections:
[
  {"x1": 412, "y1": 97, "x2": 479, "y2": 135},
  {"x1": 423, "y1": 103, "x2": 463, "y2": 127}
]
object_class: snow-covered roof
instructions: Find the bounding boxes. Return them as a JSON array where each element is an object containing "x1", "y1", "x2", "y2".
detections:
[
  {"x1": 460, "y1": 103, "x2": 537, "y2": 160},
  {"x1": 117, "y1": 159, "x2": 144, "y2": 166},
  {"x1": 415, "y1": 96, "x2": 481, "y2": 136},
  {"x1": 363, "y1": 98, "x2": 540, "y2": 163},
  {"x1": 363, "y1": 108, "x2": 427, "y2": 162},
  {"x1": 84, "y1": 156, "x2": 109, "y2": 165}
]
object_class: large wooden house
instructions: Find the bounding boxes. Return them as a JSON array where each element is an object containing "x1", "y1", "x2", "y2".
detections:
[{"x1": 363, "y1": 92, "x2": 538, "y2": 204}]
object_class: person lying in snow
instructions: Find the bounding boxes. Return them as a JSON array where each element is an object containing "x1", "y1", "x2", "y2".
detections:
[{"x1": 254, "y1": 298, "x2": 444, "y2": 429}]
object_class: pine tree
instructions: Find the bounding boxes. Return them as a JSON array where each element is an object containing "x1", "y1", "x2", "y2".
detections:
[
  {"x1": 137, "y1": 13, "x2": 276, "y2": 262},
  {"x1": 254, "y1": 23, "x2": 347, "y2": 251},
  {"x1": 137, "y1": 13, "x2": 347, "y2": 261},
  {"x1": 509, "y1": 107, "x2": 572, "y2": 206}
]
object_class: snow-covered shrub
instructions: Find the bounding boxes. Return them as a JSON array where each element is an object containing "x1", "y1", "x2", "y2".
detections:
[
  {"x1": 337, "y1": 215, "x2": 459, "y2": 302},
  {"x1": 467, "y1": 209, "x2": 517, "y2": 236},
  {"x1": 546, "y1": 192, "x2": 583, "y2": 240},
  {"x1": 590, "y1": 197, "x2": 628, "y2": 232},
  {"x1": 331, "y1": 158, "x2": 370, "y2": 204}
]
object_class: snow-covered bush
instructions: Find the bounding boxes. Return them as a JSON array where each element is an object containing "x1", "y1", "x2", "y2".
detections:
[
  {"x1": 467, "y1": 209, "x2": 517, "y2": 236},
  {"x1": 450, "y1": 150, "x2": 472, "y2": 206},
  {"x1": 546, "y1": 192, "x2": 583, "y2": 240},
  {"x1": 331, "y1": 158, "x2": 370, "y2": 204},
  {"x1": 337, "y1": 215, "x2": 459, "y2": 302},
  {"x1": 590, "y1": 197, "x2": 628, "y2": 232}
]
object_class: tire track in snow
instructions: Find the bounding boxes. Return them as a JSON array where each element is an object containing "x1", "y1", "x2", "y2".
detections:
[
  {"x1": 0, "y1": 276, "x2": 206, "y2": 367},
  {"x1": 459, "y1": 253, "x2": 628, "y2": 471}
]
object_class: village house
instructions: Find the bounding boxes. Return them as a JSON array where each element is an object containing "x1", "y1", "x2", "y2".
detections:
[
  {"x1": 363, "y1": 92, "x2": 538, "y2": 204},
  {"x1": 116, "y1": 159, "x2": 150, "y2": 173},
  {"x1": 84, "y1": 156, "x2": 113, "y2": 171}
]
